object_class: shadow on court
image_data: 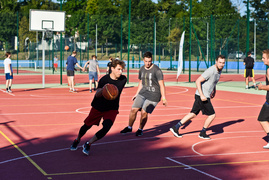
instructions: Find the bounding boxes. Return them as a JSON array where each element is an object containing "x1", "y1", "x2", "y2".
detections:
[
  {"x1": 142, "y1": 120, "x2": 179, "y2": 137},
  {"x1": 175, "y1": 119, "x2": 245, "y2": 137}
]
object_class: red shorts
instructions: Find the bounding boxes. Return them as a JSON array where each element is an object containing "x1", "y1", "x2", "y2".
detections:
[
  {"x1": 54, "y1": 63, "x2": 58, "y2": 68},
  {"x1": 84, "y1": 107, "x2": 119, "y2": 126}
]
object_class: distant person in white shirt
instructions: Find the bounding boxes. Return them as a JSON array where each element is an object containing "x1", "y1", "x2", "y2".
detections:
[{"x1": 3, "y1": 52, "x2": 13, "y2": 93}]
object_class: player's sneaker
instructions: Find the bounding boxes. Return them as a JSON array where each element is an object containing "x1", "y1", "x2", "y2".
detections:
[
  {"x1": 170, "y1": 126, "x2": 182, "y2": 138},
  {"x1": 120, "y1": 127, "x2": 132, "y2": 134},
  {"x1": 263, "y1": 143, "x2": 269, "y2": 149},
  {"x1": 5, "y1": 90, "x2": 9, "y2": 93},
  {"x1": 135, "y1": 129, "x2": 143, "y2": 136},
  {"x1": 199, "y1": 131, "x2": 211, "y2": 139},
  {"x1": 82, "y1": 142, "x2": 91, "y2": 155},
  {"x1": 72, "y1": 89, "x2": 78, "y2": 93},
  {"x1": 70, "y1": 139, "x2": 80, "y2": 151},
  {"x1": 8, "y1": 89, "x2": 12, "y2": 93}
]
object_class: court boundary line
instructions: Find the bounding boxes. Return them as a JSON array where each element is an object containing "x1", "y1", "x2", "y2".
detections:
[
  {"x1": 0, "y1": 89, "x2": 15, "y2": 96},
  {"x1": 191, "y1": 136, "x2": 263, "y2": 156},
  {"x1": 1, "y1": 133, "x2": 269, "y2": 177},
  {"x1": 0, "y1": 130, "x2": 48, "y2": 176},
  {"x1": 165, "y1": 157, "x2": 222, "y2": 180}
]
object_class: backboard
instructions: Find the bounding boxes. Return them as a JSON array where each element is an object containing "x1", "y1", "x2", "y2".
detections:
[{"x1": 29, "y1": 9, "x2": 65, "y2": 32}]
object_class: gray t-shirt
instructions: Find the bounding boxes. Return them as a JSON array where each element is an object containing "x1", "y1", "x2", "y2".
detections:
[
  {"x1": 195, "y1": 65, "x2": 222, "y2": 98},
  {"x1": 138, "y1": 64, "x2": 163, "y2": 102},
  {"x1": 88, "y1": 60, "x2": 98, "y2": 72}
]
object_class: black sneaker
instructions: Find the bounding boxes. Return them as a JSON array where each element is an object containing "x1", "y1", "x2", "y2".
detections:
[
  {"x1": 120, "y1": 127, "x2": 132, "y2": 134},
  {"x1": 82, "y1": 142, "x2": 91, "y2": 155},
  {"x1": 199, "y1": 131, "x2": 211, "y2": 139},
  {"x1": 169, "y1": 126, "x2": 182, "y2": 138},
  {"x1": 135, "y1": 129, "x2": 143, "y2": 136},
  {"x1": 70, "y1": 139, "x2": 80, "y2": 151}
]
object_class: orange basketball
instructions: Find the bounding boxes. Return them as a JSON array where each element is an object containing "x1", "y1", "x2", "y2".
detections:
[
  {"x1": 64, "y1": 45, "x2": 69, "y2": 51},
  {"x1": 102, "y1": 84, "x2": 119, "y2": 100}
]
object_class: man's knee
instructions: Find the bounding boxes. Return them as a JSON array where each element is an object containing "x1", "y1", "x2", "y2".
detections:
[{"x1": 96, "y1": 119, "x2": 113, "y2": 139}]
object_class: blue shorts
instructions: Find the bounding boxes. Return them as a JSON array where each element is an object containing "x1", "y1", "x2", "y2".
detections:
[
  {"x1": 89, "y1": 71, "x2": 98, "y2": 81},
  {"x1": 5, "y1": 73, "x2": 13, "y2": 80}
]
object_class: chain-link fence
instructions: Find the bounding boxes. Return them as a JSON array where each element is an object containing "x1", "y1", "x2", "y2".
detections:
[{"x1": 1, "y1": 12, "x2": 268, "y2": 84}]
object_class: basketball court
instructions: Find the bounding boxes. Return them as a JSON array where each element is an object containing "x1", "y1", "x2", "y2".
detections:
[{"x1": 1, "y1": 73, "x2": 269, "y2": 179}]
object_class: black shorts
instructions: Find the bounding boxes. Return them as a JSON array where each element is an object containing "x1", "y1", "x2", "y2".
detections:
[
  {"x1": 190, "y1": 94, "x2": 215, "y2": 116},
  {"x1": 67, "y1": 70, "x2": 74, "y2": 76},
  {"x1": 258, "y1": 102, "x2": 269, "y2": 122},
  {"x1": 244, "y1": 69, "x2": 254, "y2": 78}
]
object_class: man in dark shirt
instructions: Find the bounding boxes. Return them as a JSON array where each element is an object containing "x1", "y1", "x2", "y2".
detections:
[
  {"x1": 257, "y1": 49, "x2": 269, "y2": 149},
  {"x1": 70, "y1": 59, "x2": 127, "y2": 155},
  {"x1": 120, "y1": 51, "x2": 167, "y2": 136},
  {"x1": 106, "y1": 56, "x2": 113, "y2": 74},
  {"x1": 243, "y1": 51, "x2": 256, "y2": 89},
  {"x1": 66, "y1": 51, "x2": 83, "y2": 92}
]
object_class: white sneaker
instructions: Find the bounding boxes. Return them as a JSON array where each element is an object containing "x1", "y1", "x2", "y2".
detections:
[
  {"x1": 8, "y1": 90, "x2": 12, "y2": 93},
  {"x1": 263, "y1": 143, "x2": 269, "y2": 149}
]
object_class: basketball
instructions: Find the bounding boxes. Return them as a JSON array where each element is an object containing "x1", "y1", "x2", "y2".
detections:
[
  {"x1": 102, "y1": 84, "x2": 119, "y2": 100},
  {"x1": 64, "y1": 45, "x2": 69, "y2": 51}
]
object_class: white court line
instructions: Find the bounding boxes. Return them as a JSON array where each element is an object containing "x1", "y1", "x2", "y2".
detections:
[
  {"x1": 0, "y1": 136, "x2": 162, "y2": 165},
  {"x1": 165, "y1": 157, "x2": 222, "y2": 180},
  {"x1": 0, "y1": 111, "x2": 76, "y2": 116},
  {"x1": 0, "y1": 89, "x2": 15, "y2": 96},
  {"x1": 168, "y1": 150, "x2": 269, "y2": 159},
  {"x1": 191, "y1": 136, "x2": 262, "y2": 156}
]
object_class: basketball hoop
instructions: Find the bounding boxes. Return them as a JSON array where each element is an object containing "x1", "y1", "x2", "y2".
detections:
[{"x1": 44, "y1": 29, "x2": 53, "y2": 39}]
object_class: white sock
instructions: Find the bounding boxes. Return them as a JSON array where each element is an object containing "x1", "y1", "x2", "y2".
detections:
[{"x1": 128, "y1": 126, "x2": 132, "y2": 129}]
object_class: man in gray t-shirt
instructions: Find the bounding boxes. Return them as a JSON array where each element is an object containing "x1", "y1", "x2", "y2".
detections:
[
  {"x1": 83, "y1": 55, "x2": 100, "y2": 92},
  {"x1": 170, "y1": 55, "x2": 226, "y2": 140},
  {"x1": 120, "y1": 51, "x2": 167, "y2": 136}
]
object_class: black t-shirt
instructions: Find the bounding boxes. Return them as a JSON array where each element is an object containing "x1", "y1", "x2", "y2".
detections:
[
  {"x1": 107, "y1": 62, "x2": 112, "y2": 74},
  {"x1": 91, "y1": 74, "x2": 127, "y2": 112},
  {"x1": 244, "y1": 57, "x2": 254, "y2": 69}
]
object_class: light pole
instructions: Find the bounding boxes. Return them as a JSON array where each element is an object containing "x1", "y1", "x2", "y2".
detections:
[{"x1": 169, "y1": 18, "x2": 172, "y2": 37}]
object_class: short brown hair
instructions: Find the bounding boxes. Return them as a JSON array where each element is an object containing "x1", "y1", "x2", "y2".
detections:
[
  {"x1": 262, "y1": 49, "x2": 269, "y2": 58},
  {"x1": 111, "y1": 59, "x2": 125, "y2": 69},
  {"x1": 5, "y1": 52, "x2": 11, "y2": 58},
  {"x1": 143, "y1": 51, "x2": 152, "y2": 59},
  {"x1": 216, "y1": 55, "x2": 225, "y2": 61},
  {"x1": 92, "y1": 55, "x2": 97, "y2": 59},
  {"x1": 72, "y1": 51, "x2": 77, "y2": 55}
]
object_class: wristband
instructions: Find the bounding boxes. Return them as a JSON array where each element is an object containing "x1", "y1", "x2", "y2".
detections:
[{"x1": 162, "y1": 98, "x2": 166, "y2": 101}]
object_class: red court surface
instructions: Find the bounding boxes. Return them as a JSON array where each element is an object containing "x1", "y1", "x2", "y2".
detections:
[
  {"x1": 0, "y1": 72, "x2": 265, "y2": 85},
  {"x1": 1, "y1": 86, "x2": 269, "y2": 180}
]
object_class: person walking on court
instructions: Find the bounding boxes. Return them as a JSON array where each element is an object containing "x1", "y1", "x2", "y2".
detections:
[
  {"x1": 120, "y1": 51, "x2": 167, "y2": 136},
  {"x1": 257, "y1": 49, "x2": 269, "y2": 149},
  {"x1": 83, "y1": 55, "x2": 100, "y2": 93},
  {"x1": 3, "y1": 52, "x2": 13, "y2": 93},
  {"x1": 70, "y1": 59, "x2": 127, "y2": 155},
  {"x1": 244, "y1": 51, "x2": 256, "y2": 89},
  {"x1": 66, "y1": 51, "x2": 83, "y2": 93},
  {"x1": 106, "y1": 56, "x2": 113, "y2": 74},
  {"x1": 53, "y1": 55, "x2": 58, "y2": 72},
  {"x1": 170, "y1": 55, "x2": 226, "y2": 139}
]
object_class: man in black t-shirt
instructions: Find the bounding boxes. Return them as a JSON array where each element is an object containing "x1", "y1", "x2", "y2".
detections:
[
  {"x1": 243, "y1": 51, "x2": 256, "y2": 89},
  {"x1": 257, "y1": 49, "x2": 269, "y2": 149},
  {"x1": 106, "y1": 57, "x2": 113, "y2": 74},
  {"x1": 70, "y1": 59, "x2": 127, "y2": 155},
  {"x1": 120, "y1": 51, "x2": 167, "y2": 136}
]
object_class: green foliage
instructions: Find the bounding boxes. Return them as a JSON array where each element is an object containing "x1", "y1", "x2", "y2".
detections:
[{"x1": 18, "y1": 16, "x2": 36, "y2": 52}]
